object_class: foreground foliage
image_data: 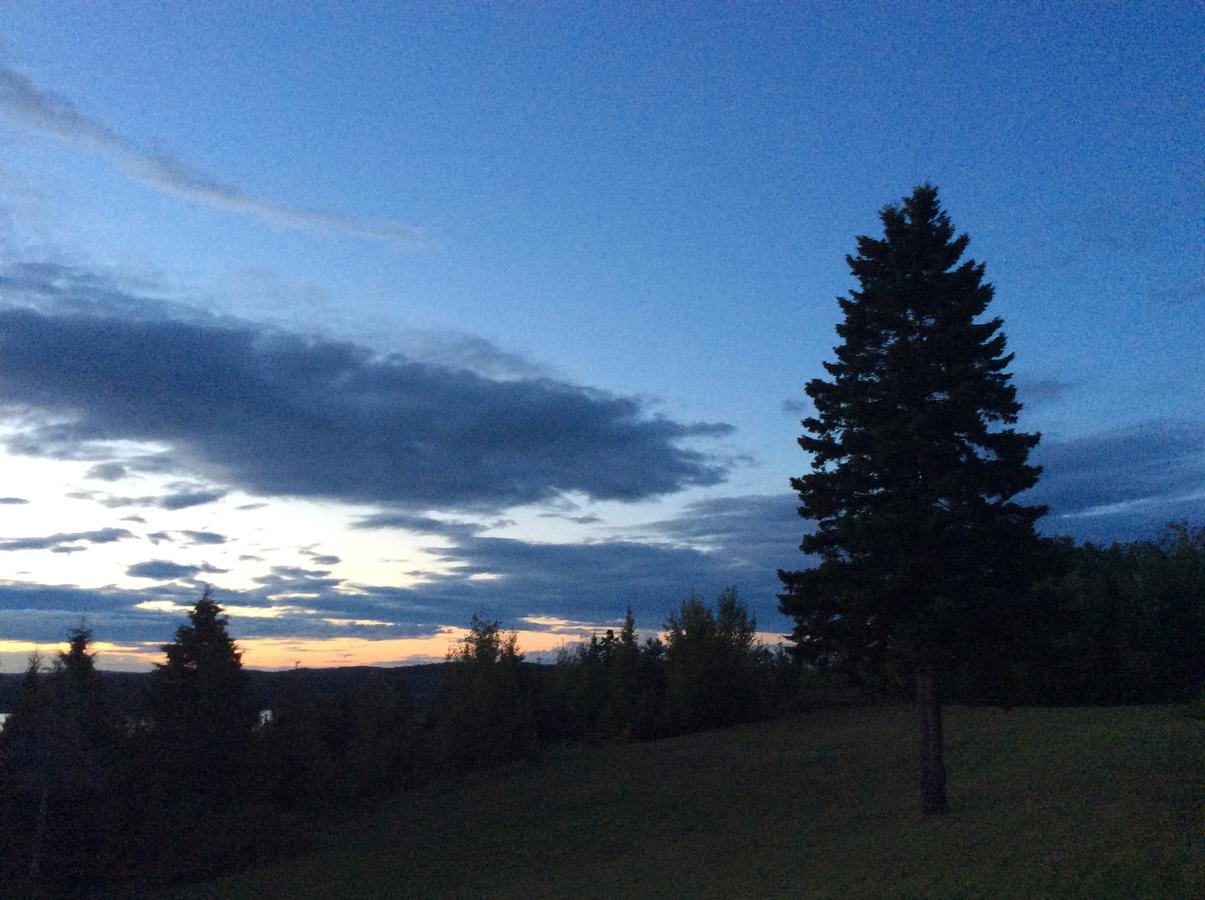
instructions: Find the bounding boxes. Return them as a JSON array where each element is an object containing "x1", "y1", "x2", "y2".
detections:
[{"x1": 169, "y1": 705, "x2": 1201, "y2": 899}]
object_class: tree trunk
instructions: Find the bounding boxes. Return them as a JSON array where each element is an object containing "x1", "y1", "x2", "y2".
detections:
[{"x1": 917, "y1": 665, "x2": 949, "y2": 816}]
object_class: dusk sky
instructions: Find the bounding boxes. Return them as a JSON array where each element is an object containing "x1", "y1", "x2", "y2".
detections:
[{"x1": 0, "y1": 3, "x2": 1201, "y2": 670}]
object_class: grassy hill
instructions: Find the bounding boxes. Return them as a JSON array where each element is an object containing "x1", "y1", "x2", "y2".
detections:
[{"x1": 167, "y1": 705, "x2": 1200, "y2": 899}]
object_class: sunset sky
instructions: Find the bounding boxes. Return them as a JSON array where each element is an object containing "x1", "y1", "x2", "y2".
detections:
[{"x1": 0, "y1": 3, "x2": 1201, "y2": 670}]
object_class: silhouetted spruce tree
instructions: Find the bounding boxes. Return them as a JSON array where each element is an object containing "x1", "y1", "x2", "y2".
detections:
[
  {"x1": 149, "y1": 587, "x2": 252, "y2": 801},
  {"x1": 0, "y1": 628, "x2": 123, "y2": 887},
  {"x1": 778, "y1": 185, "x2": 1044, "y2": 815},
  {"x1": 605, "y1": 607, "x2": 642, "y2": 735}
]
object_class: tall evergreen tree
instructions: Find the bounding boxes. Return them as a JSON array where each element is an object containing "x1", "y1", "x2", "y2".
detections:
[
  {"x1": 149, "y1": 587, "x2": 252, "y2": 798},
  {"x1": 0, "y1": 628, "x2": 122, "y2": 885},
  {"x1": 779, "y1": 185, "x2": 1044, "y2": 815}
]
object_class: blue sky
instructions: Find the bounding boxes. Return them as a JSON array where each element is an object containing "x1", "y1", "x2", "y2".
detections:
[{"x1": 0, "y1": 2, "x2": 1201, "y2": 669}]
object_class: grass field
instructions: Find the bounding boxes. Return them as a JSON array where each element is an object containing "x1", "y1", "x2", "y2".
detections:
[{"x1": 169, "y1": 706, "x2": 1201, "y2": 899}]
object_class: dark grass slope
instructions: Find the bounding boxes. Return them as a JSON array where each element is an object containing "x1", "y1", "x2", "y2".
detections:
[{"x1": 166, "y1": 706, "x2": 1201, "y2": 899}]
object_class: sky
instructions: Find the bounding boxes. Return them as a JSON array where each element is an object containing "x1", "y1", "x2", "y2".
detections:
[{"x1": 0, "y1": 2, "x2": 1201, "y2": 670}]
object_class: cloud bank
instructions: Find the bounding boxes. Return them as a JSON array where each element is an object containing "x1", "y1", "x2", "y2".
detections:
[
  {"x1": 0, "y1": 266, "x2": 733, "y2": 512},
  {"x1": 0, "y1": 493, "x2": 803, "y2": 647},
  {"x1": 0, "y1": 66, "x2": 424, "y2": 246}
]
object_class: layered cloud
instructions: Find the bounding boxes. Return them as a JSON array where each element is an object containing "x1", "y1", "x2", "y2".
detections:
[
  {"x1": 346, "y1": 493, "x2": 805, "y2": 626},
  {"x1": 1029, "y1": 422, "x2": 1203, "y2": 513},
  {"x1": 0, "y1": 491, "x2": 803, "y2": 648},
  {"x1": 0, "y1": 66, "x2": 424, "y2": 246},
  {"x1": 1026, "y1": 421, "x2": 1204, "y2": 543},
  {"x1": 0, "y1": 265, "x2": 732, "y2": 512}
]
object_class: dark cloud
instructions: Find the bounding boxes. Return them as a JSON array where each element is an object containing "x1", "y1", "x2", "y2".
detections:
[
  {"x1": 635, "y1": 494, "x2": 806, "y2": 566},
  {"x1": 85, "y1": 455, "x2": 176, "y2": 482},
  {"x1": 158, "y1": 488, "x2": 227, "y2": 510},
  {"x1": 0, "y1": 527, "x2": 134, "y2": 552},
  {"x1": 305, "y1": 553, "x2": 341, "y2": 566},
  {"x1": 181, "y1": 530, "x2": 226, "y2": 545},
  {"x1": 126, "y1": 559, "x2": 228, "y2": 580},
  {"x1": 63, "y1": 483, "x2": 226, "y2": 510},
  {"x1": 1027, "y1": 420, "x2": 1204, "y2": 541},
  {"x1": 120, "y1": 515, "x2": 147, "y2": 524},
  {"x1": 236, "y1": 503, "x2": 267, "y2": 511},
  {"x1": 1016, "y1": 377, "x2": 1074, "y2": 409},
  {"x1": 329, "y1": 494, "x2": 808, "y2": 630},
  {"x1": 86, "y1": 462, "x2": 131, "y2": 481},
  {"x1": 0, "y1": 579, "x2": 438, "y2": 645},
  {"x1": 0, "y1": 496, "x2": 28, "y2": 504},
  {"x1": 0, "y1": 582, "x2": 174, "y2": 643},
  {"x1": 0, "y1": 495, "x2": 808, "y2": 649},
  {"x1": 0, "y1": 66, "x2": 425, "y2": 246},
  {"x1": 1029, "y1": 421, "x2": 1203, "y2": 515},
  {"x1": 781, "y1": 398, "x2": 811, "y2": 416},
  {"x1": 257, "y1": 565, "x2": 333, "y2": 581},
  {"x1": 405, "y1": 533, "x2": 789, "y2": 628},
  {"x1": 143, "y1": 529, "x2": 226, "y2": 546},
  {"x1": 0, "y1": 288, "x2": 731, "y2": 512},
  {"x1": 351, "y1": 513, "x2": 487, "y2": 540},
  {"x1": 538, "y1": 512, "x2": 603, "y2": 525}
]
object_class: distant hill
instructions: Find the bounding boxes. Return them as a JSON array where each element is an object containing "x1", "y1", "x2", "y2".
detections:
[{"x1": 0, "y1": 663, "x2": 453, "y2": 715}]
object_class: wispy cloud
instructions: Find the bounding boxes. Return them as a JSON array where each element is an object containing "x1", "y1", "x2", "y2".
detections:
[
  {"x1": 0, "y1": 66, "x2": 425, "y2": 246},
  {"x1": 66, "y1": 485, "x2": 228, "y2": 511},
  {"x1": 146, "y1": 530, "x2": 227, "y2": 546},
  {"x1": 126, "y1": 559, "x2": 228, "y2": 580},
  {"x1": 0, "y1": 527, "x2": 134, "y2": 552}
]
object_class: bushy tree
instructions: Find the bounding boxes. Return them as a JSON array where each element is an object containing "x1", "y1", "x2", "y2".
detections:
[
  {"x1": 430, "y1": 614, "x2": 539, "y2": 773},
  {"x1": 549, "y1": 608, "x2": 649, "y2": 740},
  {"x1": 663, "y1": 588, "x2": 772, "y2": 734},
  {"x1": 779, "y1": 185, "x2": 1044, "y2": 814}
]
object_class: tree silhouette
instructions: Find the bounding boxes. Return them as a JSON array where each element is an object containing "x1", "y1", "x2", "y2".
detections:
[
  {"x1": 0, "y1": 627, "x2": 122, "y2": 885},
  {"x1": 663, "y1": 588, "x2": 767, "y2": 733},
  {"x1": 431, "y1": 614, "x2": 539, "y2": 772},
  {"x1": 779, "y1": 185, "x2": 1044, "y2": 815},
  {"x1": 149, "y1": 587, "x2": 252, "y2": 799}
]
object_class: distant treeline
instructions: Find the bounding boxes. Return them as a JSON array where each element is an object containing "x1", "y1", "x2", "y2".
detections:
[
  {"x1": 0, "y1": 525, "x2": 1200, "y2": 891},
  {"x1": 853, "y1": 524, "x2": 1203, "y2": 707},
  {"x1": 0, "y1": 664, "x2": 448, "y2": 719}
]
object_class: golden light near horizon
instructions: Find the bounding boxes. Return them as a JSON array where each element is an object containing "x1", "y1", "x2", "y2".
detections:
[
  {"x1": 0, "y1": 623, "x2": 645, "y2": 672},
  {"x1": 0, "y1": 638, "x2": 162, "y2": 672}
]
